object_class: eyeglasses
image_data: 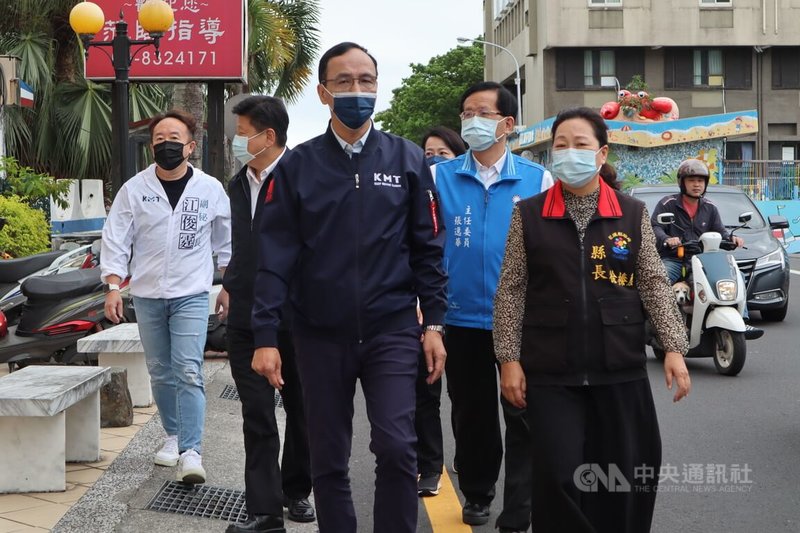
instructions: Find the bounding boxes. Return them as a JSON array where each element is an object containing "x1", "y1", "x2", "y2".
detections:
[
  {"x1": 323, "y1": 75, "x2": 378, "y2": 92},
  {"x1": 460, "y1": 110, "x2": 504, "y2": 121}
]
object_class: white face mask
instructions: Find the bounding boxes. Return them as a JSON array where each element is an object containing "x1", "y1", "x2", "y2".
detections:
[
  {"x1": 232, "y1": 130, "x2": 266, "y2": 166},
  {"x1": 551, "y1": 148, "x2": 602, "y2": 188},
  {"x1": 461, "y1": 116, "x2": 505, "y2": 151}
]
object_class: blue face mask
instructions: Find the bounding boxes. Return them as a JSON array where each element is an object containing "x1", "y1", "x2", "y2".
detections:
[
  {"x1": 329, "y1": 91, "x2": 377, "y2": 130},
  {"x1": 232, "y1": 130, "x2": 266, "y2": 166},
  {"x1": 551, "y1": 148, "x2": 602, "y2": 188},
  {"x1": 461, "y1": 116, "x2": 504, "y2": 152},
  {"x1": 426, "y1": 155, "x2": 448, "y2": 166}
]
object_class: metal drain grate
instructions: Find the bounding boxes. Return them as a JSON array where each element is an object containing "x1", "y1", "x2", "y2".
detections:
[
  {"x1": 220, "y1": 385, "x2": 282, "y2": 409},
  {"x1": 145, "y1": 480, "x2": 248, "y2": 522},
  {"x1": 219, "y1": 384, "x2": 240, "y2": 401}
]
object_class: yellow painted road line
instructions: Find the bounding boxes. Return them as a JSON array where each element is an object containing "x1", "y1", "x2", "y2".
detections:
[{"x1": 422, "y1": 469, "x2": 473, "y2": 533}]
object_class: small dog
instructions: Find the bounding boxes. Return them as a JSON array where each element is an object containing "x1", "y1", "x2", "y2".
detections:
[{"x1": 672, "y1": 281, "x2": 691, "y2": 306}]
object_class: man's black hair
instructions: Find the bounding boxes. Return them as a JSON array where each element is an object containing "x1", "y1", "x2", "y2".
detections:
[
  {"x1": 459, "y1": 81, "x2": 518, "y2": 120},
  {"x1": 318, "y1": 42, "x2": 378, "y2": 83},
  {"x1": 232, "y1": 95, "x2": 289, "y2": 147}
]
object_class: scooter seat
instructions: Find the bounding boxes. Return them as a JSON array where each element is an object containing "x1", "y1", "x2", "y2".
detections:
[
  {"x1": 0, "y1": 250, "x2": 67, "y2": 283},
  {"x1": 21, "y1": 268, "x2": 103, "y2": 300}
]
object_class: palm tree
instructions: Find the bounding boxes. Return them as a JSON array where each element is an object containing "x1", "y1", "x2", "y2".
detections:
[
  {"x1": 1, "y1": 0, "x2": 319, "y2": 185},
  {"x1": 172, "y1": 0, "x2": 320, "y2": 178},
  {"x1": 0, "y1": 0, "x2": 166, "y2": 181}
]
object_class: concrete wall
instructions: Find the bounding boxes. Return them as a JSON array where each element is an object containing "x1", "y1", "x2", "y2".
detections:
[
  {"x1": 536, "y1": 0, "x2": 799, "y2": 48},
  {"x1": 486, "y1": 0, "x2": 800, "y2": 159}
]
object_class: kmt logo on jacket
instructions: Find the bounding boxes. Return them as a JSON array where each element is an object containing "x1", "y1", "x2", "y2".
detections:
[
  {"x1": 374, "y1": 173, "x2": 402, "y2": 188},
  {"x1": 608, "y1": 231, "x2": 631, "y2": 260}
]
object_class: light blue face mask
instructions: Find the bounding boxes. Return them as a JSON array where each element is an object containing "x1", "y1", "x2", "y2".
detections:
[
  {"x1": 461, "y1": 116, "x2": 504, "y2": 152},
  {"x1": 232, "y1": 130, "x2": 266, "y2": 166},
  {"x1": 551, "y1": 148, "x2": 602, "y2": 188}
]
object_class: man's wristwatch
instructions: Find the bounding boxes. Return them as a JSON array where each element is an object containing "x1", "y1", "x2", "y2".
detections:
[
  {"x1": 104, "y1": 283, "x2": 120, "y2": 293},
  {"x1": 424, "y1": 325, "x2": 445, "y2": 335}
]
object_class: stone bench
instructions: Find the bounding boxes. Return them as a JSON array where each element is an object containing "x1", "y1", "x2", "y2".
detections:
[
  {"x1": 77, "y1": 323, "x2": 152, "y2": 407},
  {"x1": 0, "y1": 366, "x2": 110, "y2": 493}
]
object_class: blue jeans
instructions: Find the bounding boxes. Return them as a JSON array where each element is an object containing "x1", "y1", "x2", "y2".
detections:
[
  {"x1": 133, "y1": 293, "x2": 208, "y2": 453},
  {"x1": 662, "y1": 258, "x2": 685, "y2": 285}
]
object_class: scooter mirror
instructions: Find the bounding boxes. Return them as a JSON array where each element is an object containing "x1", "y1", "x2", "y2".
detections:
[
  {"x1": 657, "y1": 213, "x2": 676, "y2": 225},
  {"x1": 738, "y1": 212, "x2": 753, "y2": 224}
]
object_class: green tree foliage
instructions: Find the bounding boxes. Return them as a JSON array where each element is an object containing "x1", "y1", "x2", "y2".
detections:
[
  {"x1": 245, "y1": 0, "x2": 321, "y2": 102},
  {"x1": 0, "y1": 195, "x2": 50, "y2": 257},
  {"x1": 0, "y1": 156, "x2": 73, "y2": 209},
  {"x1": 375, "y1": 43, "x2": 484, "y2": 144}
]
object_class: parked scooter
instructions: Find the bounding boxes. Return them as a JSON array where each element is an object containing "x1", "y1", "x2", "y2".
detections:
[
  {"x1": 0, "y1": 268, "x2": 127, "y2": 371},
  {"x1": 648, "y1": 212, "x2": 755, "y2": 376},
  {"x1": 0, "y1": 244, "x2": 95, "y2": 325}
]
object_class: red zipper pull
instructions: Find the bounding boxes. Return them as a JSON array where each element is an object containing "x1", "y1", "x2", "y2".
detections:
[{"x1": 427, "y1": 189, "x2": 439, "y2": 237}]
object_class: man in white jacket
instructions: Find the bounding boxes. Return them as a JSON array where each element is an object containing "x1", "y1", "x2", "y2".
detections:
[{"x1": 101, "y1": 109, "x2": 231, "y2": 484}]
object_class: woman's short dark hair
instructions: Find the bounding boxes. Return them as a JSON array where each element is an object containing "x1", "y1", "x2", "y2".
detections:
[
  {"x1": 149, "y1": 109, "x2": 197, "y2": 140},
  {"x1": 550, "y1": 107, "x2": 609, "y2": 147},
  {"x1": 599, "y1": 163, "x2": 620, "y2": 190},
  {"x1": 318, "y1": 42, "x2": 378, "y2": 83},
  {"x1": 232, "y1": 95, "x2": 289, "y2": 147},
  {"x1": 420, "y1": 126, "x2": 466, "y2": 156},
  {"x1": 459, "y1": 81, "x2": 518, "y2": 120}
]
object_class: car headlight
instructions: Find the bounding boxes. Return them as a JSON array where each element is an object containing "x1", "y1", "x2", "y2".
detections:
[
  {"x1": 717, "y1": 280, "x2": 737, "y2": 301},
  {"x1": 755, "y1": 249, "x2": 784, "y2": 269}
]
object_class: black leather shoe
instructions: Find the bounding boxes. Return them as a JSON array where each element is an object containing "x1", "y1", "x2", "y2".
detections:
[
  {"x1": 462, "y1": 501, "x2": 490, "y2": 525},
  {"x1": 284, "y1": 497, "x2": 316, "y2": 523},
  {"x1": 225, "y1": 514, "x2": 285, "y2": 533}
]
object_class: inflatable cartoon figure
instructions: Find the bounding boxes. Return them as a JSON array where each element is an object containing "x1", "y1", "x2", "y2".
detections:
[{"x1": 600, "y1": 90, "x2": 680, "y2": 122}]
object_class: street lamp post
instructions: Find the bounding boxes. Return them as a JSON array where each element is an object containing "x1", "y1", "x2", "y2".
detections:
[
  {"x1": 69, "y1": 0, "x2": 174, "y2": 197},
  {"x1": 457, "y1": 37, "x2": 523, "y2": 130}
]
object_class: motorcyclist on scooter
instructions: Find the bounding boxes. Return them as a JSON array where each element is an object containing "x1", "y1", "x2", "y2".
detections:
[{"x1": 651, "y1": 158, "x2": 762, "y2": 339}]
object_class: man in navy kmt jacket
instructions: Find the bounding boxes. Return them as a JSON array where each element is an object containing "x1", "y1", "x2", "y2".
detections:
[{"x1": 250, "y1": 42, "x2": 448, "y2": 533}]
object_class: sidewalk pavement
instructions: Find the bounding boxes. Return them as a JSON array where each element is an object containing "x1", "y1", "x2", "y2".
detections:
[{"x1": 43, "y1": 359, "x2": 318, "y2": 533}]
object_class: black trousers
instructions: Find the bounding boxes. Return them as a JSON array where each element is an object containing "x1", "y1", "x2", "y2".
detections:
[
  {"x1": 525, "y1": 379, "x2": 661, "y2": 533},
  {"x1": 415, "y1": 347, "x2": 443, "y2": 475},
  {"x1": 444, "y1": 326, "x2": 532, "y2": 530},
  {"x1": 293, "y1": 328, "x2": 420, "y2": 533},
  {"x1": 227, "y1": 326, "x2": 312, "y2": 517}
]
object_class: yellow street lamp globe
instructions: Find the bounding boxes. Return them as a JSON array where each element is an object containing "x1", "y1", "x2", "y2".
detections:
[
  {"x1": 69, "y1": 1, "x2": 106, "y2": 37},
  {"x1": 138, "y1": 0, "x2": 175, "y2": 34}
]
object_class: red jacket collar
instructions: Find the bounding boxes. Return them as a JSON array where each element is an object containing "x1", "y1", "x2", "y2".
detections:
[{"x1": 542, "y1": 179, "x2": 623, "y2": 219}]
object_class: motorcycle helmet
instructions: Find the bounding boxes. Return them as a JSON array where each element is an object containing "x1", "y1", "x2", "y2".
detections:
[{"x1": 677, "y1": 158, "x2": 710, "y2": 196}]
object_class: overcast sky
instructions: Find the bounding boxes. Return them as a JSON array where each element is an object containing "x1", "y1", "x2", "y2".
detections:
[{"x1": 283, "y1": 0, "x2": 484, "y2": 147}]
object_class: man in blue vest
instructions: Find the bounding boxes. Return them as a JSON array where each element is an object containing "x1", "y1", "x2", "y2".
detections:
[{"x1": 433, "y1": 81, "x2": 552, "y2": 532}]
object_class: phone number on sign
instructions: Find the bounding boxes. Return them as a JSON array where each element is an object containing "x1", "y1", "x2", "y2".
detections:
[{"x1": 133, "y1": 50, "x2": 217, "y2": 66}]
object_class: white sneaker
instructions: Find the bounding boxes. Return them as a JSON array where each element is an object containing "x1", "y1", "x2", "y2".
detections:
[
  {"x1": 154, "y1": 435, "x2": 179, "y2": 467},
  {"x1": 177, "y1": 449, "x2": 206, "y2": 484}
]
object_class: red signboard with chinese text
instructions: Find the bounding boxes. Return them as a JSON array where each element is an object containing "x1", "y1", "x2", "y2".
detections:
[{"x1": 84, "y1": 0, "x2": 246, "y2": 82}]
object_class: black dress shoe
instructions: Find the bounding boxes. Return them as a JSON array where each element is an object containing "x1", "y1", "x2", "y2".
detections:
[
  {"x1": 462, "y1": 501, "x2": 490, "y2": 525},
  {"x1": 284, "y1": 497, "x2": 316, "y2": 523},
  {"x1": 225, "y1": 514, "x2": 285, "y2": 533}
]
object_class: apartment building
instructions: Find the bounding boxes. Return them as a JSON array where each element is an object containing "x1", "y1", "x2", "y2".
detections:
[{"x1": 486, "y1": 0, "x2": 800, "y2": 160}]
